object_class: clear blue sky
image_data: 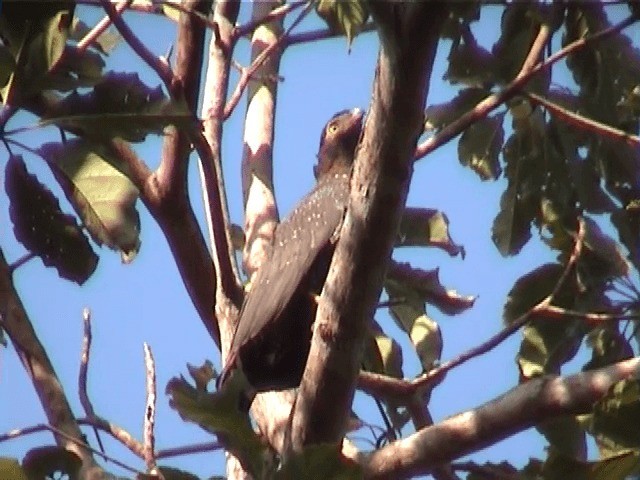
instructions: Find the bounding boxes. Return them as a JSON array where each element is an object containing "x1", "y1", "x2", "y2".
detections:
[{"x1": 1, "y1": 3, "x2": 636, "y2": 478}]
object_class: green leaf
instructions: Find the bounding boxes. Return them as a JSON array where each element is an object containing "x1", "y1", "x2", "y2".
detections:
[
  {"x1": 277, "y1": 444, "x2": 363, "y2": 480},
  {"x1": 583, "y1": 325, "x2": 634, "y2": 372},
  {"x1": 386, "y1": 262, "x2": 475, "y2": 316},
  {"x1": 397, "y1": 208, "x2": 465, "y2": 257},
  {"x1": 424, "y1": 88, "x2": 489, "y2": 131},
  {"x1": 589, "y1": 379, "x2": 640, "y2": 449},
  {"x1": 316, "y1": 0, "x2": 369, "y2": 46},
  {"x1": 22, "y1": 446, "x2": 82, "y2": 480},
  {"x1": 579, "y1": 217, "x2": 631, "y2": 281},
  {"x1": 187, "y1": 360, "x2": 216, "y2": 392},
  {"x1": 363, "y1": 320, "x2": 403, "y2": 379},
  {"x1": 39, "y1": 72, "x2": 195, "y2": 142},
  {"x1": 166, "y1": 374, "x2": 270, "y2": 478},
  {"x1": 542, "y1": 447, "x2": 640, "y2": 480},
  {"x1": 457, "y1": 113, "x2": 505, "y2": 180},
  {"x1": 492, "y1": 183, "x2": 533, "y2": 256},
  {"x1": 4, "y1": 154, "x2": 98, "y2": 284},
  {"x1": 39, "y1": 140, "x2": 141, "y2": 262},
  {"x1": 0, "y1": 458, "x2": 28, "y2": 480}
]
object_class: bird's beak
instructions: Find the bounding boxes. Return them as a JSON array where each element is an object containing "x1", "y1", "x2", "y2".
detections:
[{"x1": 348, "y1": 108, "x2": 365, "y2": 132}]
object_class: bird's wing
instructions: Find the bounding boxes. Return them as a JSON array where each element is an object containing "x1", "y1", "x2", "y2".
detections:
[{"x1": 228, "y1": 174, "x2": 349, "y2": 354}]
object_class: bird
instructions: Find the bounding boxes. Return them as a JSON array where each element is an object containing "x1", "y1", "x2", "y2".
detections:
[{"x1": 218, "y1": 108, "x2": 364, "y2": 397}]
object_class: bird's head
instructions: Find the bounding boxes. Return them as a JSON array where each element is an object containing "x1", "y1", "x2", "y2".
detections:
[{"x1": 314, "y1": 108, "x2": 364, "y2": 179}]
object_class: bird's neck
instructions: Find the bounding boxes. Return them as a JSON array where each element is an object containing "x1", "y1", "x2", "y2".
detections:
[{"x1": 316, "y1": 146, "x2": 354, "y2": 178}]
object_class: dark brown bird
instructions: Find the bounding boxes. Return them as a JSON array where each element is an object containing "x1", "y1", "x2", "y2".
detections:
[{"x1": 219, "y1": 108, "x2": 364, "y2": 395}]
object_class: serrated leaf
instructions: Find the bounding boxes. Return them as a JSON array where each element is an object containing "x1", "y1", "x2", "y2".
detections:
[
  {"x1": 39, "y1": 72, "x2": 195, "y2": 142},
  {"x1": 0, "y1": 458, "x2": 28, "y2": 480},
  {"x1": 386, "y1": 262, "x2": 475, "y2": 316},
  {"x1": 4, "y1": 154, "x2": 98, "y2": 284},
  {"x1": 39, "y1": 140, "x2": 141, "y2": 262},
  {"x1": 166, "y1": 374, "x2": 270, "y2": 477},
  {"x1": 276, "y1": 444, "x2": 362, "y2": 480},
  {"x1": 316, "y1": 0, "x2": 368, "y2": 46},
  {"x1": 458, "y1": 113, "x2": 505, "y2": 180},
  {"x1": 424, "y1": 88, "x2": 489, "y2": 131},
  {"x1": 397, "y1": 208, "x2": 465, "y2": 257},
  {"x1": 22, "y1": 446, "x2": 82, "y2": 480}
]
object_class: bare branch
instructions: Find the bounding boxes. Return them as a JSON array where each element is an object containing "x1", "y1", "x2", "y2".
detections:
[
  {"x1": 78, "y1": 308, "x2": 104, "y2": 453},
  {"x1": 363, "y1": 356, "x2": 640, "y2": 478},
  {"x1": 0, "y1": 248, "x2": 100, "y2": 471},
  {"x1": 143, "y1": 343, "x2": 157, "y2": 471}
]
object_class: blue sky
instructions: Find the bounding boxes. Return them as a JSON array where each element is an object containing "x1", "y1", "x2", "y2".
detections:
[{"x1": 1, "y1": 3, "x2": 637, "y2": 478}]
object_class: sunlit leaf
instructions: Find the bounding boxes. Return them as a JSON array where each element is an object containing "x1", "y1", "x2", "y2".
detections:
[
  {"x1": 542, "y1": 448, "x2": 640, "y2": 480},
  {"x1": 583, "y1": 326, "x2": 634, "y2": 371},
  {"x1": 386, "y1": 262, "x2": 475, "y2": 316},
  {"x1": 187, "y1": 360, "x2": 216, "y2": 393},
  {"x1": 363, "y1": 320, "x2": 403, "y2": 379},
  {"x1": 397, "y1": 208, "x2": 465, "y2": 257},
  {"x1": 166, "y1": 374, "x2": 270, "y2": 477},
  {"x1": 4, "y1": 154, "x2": 98, "y2": 284},
  {"x1": 39, "y1": 140, "x2": 141, "y2": 262},
  {"x1": 316, "y1": 0, "x2": 368, "y2": 46},
  {"x1": 589, "y1": 379, "x2": 640, "y2": 449},
  {"x1": 0, "y1": 458, "x2": 28, "y2": 480}
]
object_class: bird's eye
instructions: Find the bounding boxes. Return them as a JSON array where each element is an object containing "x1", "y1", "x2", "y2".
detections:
[{"x1": 328, "y1": 123, "x2": 338, "y2": 134}]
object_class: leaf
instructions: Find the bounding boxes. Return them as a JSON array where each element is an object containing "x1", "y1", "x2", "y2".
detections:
[
  {"x1": 457, "y1": 113, "x2": 505, "y2": 180},
  {"x1": 0, "y1": 458, "x2": 28, "y2": 480},
  {"x1": 363, "y1": 320, "x2": 403, "y2": 379},
  {"x1": 583, "y1": 326, "x2": 633, "y2": 371},
  {"x1": 492, "y1": 183, "x2": 533, "y2": 256},
  {"x1": 166, "y1": 374, "x2": 270, "y2": 478},
  {"x1": 187, "y1": 360, "x2": 216, "y2": 392},
  {"x1": 397, "y1": 208, "x2": 465, "y2": 257},
  {"x1": 579, "y1": 217, "x2": 631, "y2": 281},
  {"x1": 589, "y1": 379, "x2": 640, "y2": 449},
  {"x1": 22, "y1": 446, "x2": 82, "y2": 480},
  {"x1": 4, "y1": 154, "x2": 98, "y2": 284},
  {"x1": 542, "y1": 448, "x2": 640, "y2": 480},
  {"x1": 39, "y1": 140, "x2": 141, "y2": 262},
  {"x1": 444, "y1": 31, "x2": 499, "y2": 87},
  {"x1": 44, "y1": 45, "x2": 106, "y2": 91},
  {"x1": 39, "y1": 72, "x2": 195, "y2": 142},
  {"x1": 386, "y1": 261, "x2": 476, "y2": 316},
  {"x1": 504, "y1": 264, "x2": 583, "y2": 379},
  {"x1": 277, "y1": 444, "x2": 362, "y2": 480},
  {"x1": 424, "y1": 88, "x2": 489, "y2": 131},
  {"x1": 316, "y1": 0, "x2": 369, "y2": 46}
]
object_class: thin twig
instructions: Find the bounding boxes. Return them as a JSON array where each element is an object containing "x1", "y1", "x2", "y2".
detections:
[
  {"x1": 143, "y1": 342, "x2": 157, "y2": 471},
  {"x1": 538, "y1": 305, "x2": 640, "y2": 323},
  {"x1": 77, "y1": 0, "x2": 130, "y2": 52},
  {"x1": 0, "y1": 422, "x2": 141, "y2": 474},
  {"x1": 99, "y1": 0, "x2": 174, "y2": 88},
  {"x1": 8, "y1": 253, "x2": 35, "y2": 274},
  {"x1": 78, "y1": 308, "x2": 105, "y2": 453},
  {"x1": 414, "y1": 14, "x2": 638, "y2": 160},
  {"x1": 223, "y1": 1, "x2": 314, "y2": 119},
  {"x1": 156, "y1": 440, "x2": 224, "y2": 459},
  {"x1": 232, "y1": 0, "x2": 307, "y2": 41},
  {"x1": 285, "y1": 22, "x2": 376, "y2": 47},
  {"x1": 526, "y1": 91, "x2": 640, "y2": 147}
]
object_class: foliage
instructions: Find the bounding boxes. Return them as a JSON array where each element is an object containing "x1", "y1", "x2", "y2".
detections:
[{"x1": 1, "y1": 1, "x2": 640, "y2": 479}]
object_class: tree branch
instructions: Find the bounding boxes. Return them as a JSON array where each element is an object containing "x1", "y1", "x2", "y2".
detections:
[
  {"x1": 290, "y1": 3, "x2": 446, "y2": 448},
  {"x1": 0, "y1": 248, "x2": 103, "y2": 476},
  {"x1": 362, "y1": 356, "x2": 640, "y2": 478}
]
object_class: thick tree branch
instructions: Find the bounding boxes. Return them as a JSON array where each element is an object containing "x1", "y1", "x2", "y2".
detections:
[
  {"x1": 291, "y1": 3, "x2": 446, "y2": 448},
  {"x1": 0, "y1": 248, "x2": 103, "y2": 477},
  {"x1": 362, "y1": 357, "x2": 640, "y2": 478}
]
